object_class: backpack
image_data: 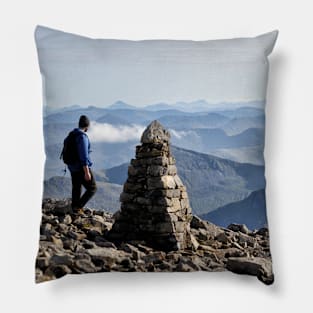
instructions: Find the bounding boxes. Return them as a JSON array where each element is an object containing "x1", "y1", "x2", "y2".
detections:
[{"x1": 59, "y1": 130, "x2": 80, "y2": 165}]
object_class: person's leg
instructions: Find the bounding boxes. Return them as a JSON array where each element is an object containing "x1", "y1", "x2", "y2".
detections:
[
  {"x1": 78, "y1": 168, "x2": 97, "y2": 208},
  {"x1": 70, "y1": 170, "x2": 82, "y2": 211}
]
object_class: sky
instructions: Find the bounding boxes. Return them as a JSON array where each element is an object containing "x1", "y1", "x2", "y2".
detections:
[{"x1": 35, "y1": 26, "x2": 277, "y2": 109}]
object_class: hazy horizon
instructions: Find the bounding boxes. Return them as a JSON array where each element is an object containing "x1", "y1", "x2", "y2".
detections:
[{"x1": 43, "y1": 98, "x2": 265, "y2": 112}]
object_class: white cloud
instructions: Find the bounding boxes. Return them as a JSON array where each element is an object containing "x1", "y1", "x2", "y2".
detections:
[
  {"x1": 88, "y1": 121, "x2": 145, "y2": 143},
  {"x1": 169, "y1": 128, "x2": 196, "y2": 139}
]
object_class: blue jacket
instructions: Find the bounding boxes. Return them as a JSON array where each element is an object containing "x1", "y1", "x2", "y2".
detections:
[{"x1": 67, "y1": 128, "x2": 93, "y2": 172}]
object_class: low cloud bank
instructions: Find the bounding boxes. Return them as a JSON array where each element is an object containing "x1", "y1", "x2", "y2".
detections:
[
  {"x1": 88, "y1": 121, "x2": 145, "y2": 143},
  {"x1": 169, "y1": 128, "x2": 197, "y2": 139}
]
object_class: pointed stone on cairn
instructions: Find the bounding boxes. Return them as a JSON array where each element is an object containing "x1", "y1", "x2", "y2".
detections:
[{"x1": 108, "y1": 120, "x2": 193, "y2": 251}]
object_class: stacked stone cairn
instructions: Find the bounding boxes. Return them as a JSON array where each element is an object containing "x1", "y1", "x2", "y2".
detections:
[{"x1": 108, "y1": 120, "x2": 193, "y2": 251}]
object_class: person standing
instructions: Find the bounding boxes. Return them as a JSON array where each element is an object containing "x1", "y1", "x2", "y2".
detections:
[{"x1": 67, "y1": 115, "x2": 97, "y2": 214}]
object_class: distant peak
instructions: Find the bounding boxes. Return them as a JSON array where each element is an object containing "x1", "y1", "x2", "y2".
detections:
[{"x1": 108, "y1": 100, "x2": 136, "y2": 109}]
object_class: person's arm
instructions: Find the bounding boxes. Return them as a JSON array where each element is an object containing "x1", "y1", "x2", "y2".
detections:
[
  {"x1": 82, "y1": 165, "x2": 91, "y2": 181},
  {"x1": 77, "y1": 134, "x2": 91, "y2": 181}
]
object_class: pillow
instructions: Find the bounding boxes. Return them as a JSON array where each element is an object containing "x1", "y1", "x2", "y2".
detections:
[{"x1": 35, "y1": 25, "x2": 278, "y2": 285}]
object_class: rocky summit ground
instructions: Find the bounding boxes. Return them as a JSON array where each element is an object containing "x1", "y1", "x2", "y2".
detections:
[{"x1": 35, "y1": 198, "x2": 274, "y2": 285}]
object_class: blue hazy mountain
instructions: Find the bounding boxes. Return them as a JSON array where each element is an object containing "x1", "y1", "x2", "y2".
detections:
[
  {"x1": 42, "y1": 100, "x2": 267, "y2": 228},
  {"x1": 157, "y1": 111, "x2": 264, "y2": 134},
  {"x1": 44, "y1": 106, "x2": 108, "y2": 124},
  {"x1": 43, "y1": 101, "x2": 266, "y2": 178},
  {"x1": 43, "y1": 104, "x2": 83, "y2": 117},
  {"x1": 43, "y1": 100, "x2": 265, "y2": 121},
  {"x1": 95, "y1": 108, "x2": 194, "y2": 124},
  {"x1": 43, "y1": 122, "x2": 77, "y2": 146},
  {"x1": 200, "y1": 189, "x2": 267, "y2": 230},
  {"x1": 143, "y1": 102, "x2": 175, "y2": 111},
  {"x1": 103, "y1": 145, "x2": 265, "y2": 215},
  {"x1": 96, "y1": 113, "x2": 131, "y2": 125},
  {"x1": 209, "y1": 100, "x2": 265, "y2": 112},
  {"x1": 44, "y1": 144, "x2": 265, "y2": 215},
  {"x1": 144, "y1": 99, "x2": 211, "y2": 112},
  {"x1": 44, "y1": 101, "x2": 264, "y2": 126},
  {"x1": 52, "y1": 107, "x2": 181, "y2": 124},
  {"x1": 222, "y1": 115, "x2": 265, "y2": 135},
  {"x1": 106, "y1": 100, "x2": 137, "y2": 110},
  {"x1": 217, "y1": 106, "x2": 265, "y2": 118},
  {"x1": 206, "y1": 145, "x2": 264, "y2": 166},
  {"x1": 170, "y1": 127, "x2": 264, "y2": 149},
  {"x1": 143, "y1": 100, "x2": 264, "y2": 113},
  {"x1": 158, "y1": 112, "x2": 230, "y2": 129},
  {"x1": 43, "y1": 176, "x2": 122, "y2": 212},
  {"x1": 43, "y1": 126, "x2": 264, "y2": 179}
]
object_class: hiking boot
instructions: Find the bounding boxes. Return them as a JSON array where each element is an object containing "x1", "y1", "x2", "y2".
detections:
[{"x1": 72, "y1": 207, "x2": 85, "y2": 215}]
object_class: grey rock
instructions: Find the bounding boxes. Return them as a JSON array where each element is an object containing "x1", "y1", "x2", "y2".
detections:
[
  {"x1": 36, "y1": 196, "x2": 273, "y2": 284},
  {"x1": 36, "y1": 257, "x2": 49, "y2": 269},
  {"x1": 227, "y1": 223, "x2": 249, "y2": 234},
  {"x1": 53, "y1": 202, "x2": 73, "y2": 215},
  {"x1": 74, "y1": 259, "x2": 97, "y2": 273},
  {"x1": 87, "y1": 247, "x2": 125, "y2": 266},
  {"x1": 142, "y1": 251, "x2": 166, "y2": 264},
  {"x1": 191, "y1": 215, "x2": 208, "y2": 229},
  {"x1": 45, "y1": 264, "x2": 72, "y2": 279},
  {"x1": 95, "y1": 241, "x2": 117, "y2": 248},
  {"x1": 176, "y1": 257, "x2": 201, "y2": 271},
  {"x1": 198, "y1": 228, "x2": 209, "y2": 242},
  {"x1": 61, "y1": 214, "x2": 72, "y2": 225},
  {"x1": 226, "y1": 257, "x2": 274, "y2": 285},
  {"x1": 62, "y1": 238, "x2": 77, "y2": 251},
  {"x1": 81, "y1": 239, "x2": 96, "y2": 249},
  {"x1": 57, "y1": 223, "x2": 69, "y2": 233},
  {"x1": 68, "y1": 230, "x2": 87, "y2": 241},
  {"x1": 50, "y1": 254, "x2": 74, "y2": 266},
  {"x1": 140, "y1": 120, "x2": 171, "y2": 144},
  {"x1": 237, "y1": 232, "x2": 256, "y2": 247},
  {"x1": 215, "y1": 232, "x2": 228, "y2": 244},
  {"x1": 190, "y1": 233, "x2": 199, "y2": 251},
  {"x1": 256, "y1": 227, "x2": 269, "y2": 237}
]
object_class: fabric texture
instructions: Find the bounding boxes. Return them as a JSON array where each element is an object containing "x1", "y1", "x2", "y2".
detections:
[{"x1": 35, "y1": 25, "x2": 278, "y2": 284}]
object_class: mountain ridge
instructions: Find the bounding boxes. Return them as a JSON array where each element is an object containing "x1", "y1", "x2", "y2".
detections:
[
  {"x1": 200, "y1": 189, "x2": 268, "y2": 230},
  {"x1": 44, "y1": 144, "x2": 265, "y2": 216}
]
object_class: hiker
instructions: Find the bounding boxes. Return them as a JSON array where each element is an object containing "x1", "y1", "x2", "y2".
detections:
[{"x1": 66, "y1": 115, "x2": 97, "y2": 214}]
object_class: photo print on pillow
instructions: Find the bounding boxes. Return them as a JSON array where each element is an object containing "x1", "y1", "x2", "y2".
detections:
[{"x1": 34, "y1": 26, "x2": 278, "y2": 284}]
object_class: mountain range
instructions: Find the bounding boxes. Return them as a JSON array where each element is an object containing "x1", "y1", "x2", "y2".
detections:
[
  {"x1": 44, "y1": 145, "x2": 266, "y2": 218},
  {"x1": 42, "y1": 100, "x2": 266, "y2": 178},
  {"x1": 44, "y1": 99, "x2": 265, "y2": 115},
  {"x1": 200, "y1": 189, "x2": 268, "y2": 230},
  {"x1": 42, "y1": 100, "x2": 267, "y2": 226}
]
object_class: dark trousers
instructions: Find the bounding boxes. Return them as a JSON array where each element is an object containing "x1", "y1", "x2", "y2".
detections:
[{"x1": 70, "y1": 168, "x2": 97, "y2": 210}]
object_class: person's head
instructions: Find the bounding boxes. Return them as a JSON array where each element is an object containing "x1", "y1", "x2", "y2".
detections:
[{"x1": 78, "y1": 115, "x2": 90, "y2": 132}]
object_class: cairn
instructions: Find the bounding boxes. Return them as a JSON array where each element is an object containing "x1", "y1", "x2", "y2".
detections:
[{"x1": 108, "y1": 120, "x2": 193, "y2": 251}]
